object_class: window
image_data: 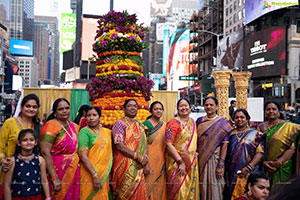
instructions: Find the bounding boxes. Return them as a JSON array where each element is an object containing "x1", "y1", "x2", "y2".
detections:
[
  {"x1": 230, "y1": 5, "x2": 233, "y2": 13},
  {"x1": 226, "y1": 20, "x2": 228, "y2": 28},
  {"x1": 230, "y1": 17, "x2": 233, "y2": 25},
  {"x1": 233, "y1": 27, "x2": 236, "y2": 32},
  {"x1": 238, "y1": 11, "x2": 242, "y2": 20},
  {"x1": 238, "y1": 0, "x2": 242, "y2": 6},
  {"x1": 296, "y1": 18, "x2": 300, "y2": 33},
  {"x1": 234, "y1": 1, "x2": 237, "y2": 11},
  {"x1": 271, "y1": 17, "x2": 278, "y2": 26},
  {"x1": 226, "y1": 8, "x2": 229, "y2": 16},
  {"x1": 234, "y1": 14, "x2": 237, "y2": 23}
]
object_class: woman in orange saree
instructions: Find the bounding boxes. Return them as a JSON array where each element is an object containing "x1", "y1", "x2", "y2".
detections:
[
  {"x1": 111, "y1": 99, "x2": 150, "y2": 200},
  {"x1": 165, "y1": 98, "x2": 199, "y2": 200},
  {"x1": 78, "y1": 106, "x2": 112, "y2": 200},
  {"x1": 40, "y1": 98, "x2": 80, "y2": 200},
  {"x1": 143, "y1": 101, "x2": 167, "y2": 200}
]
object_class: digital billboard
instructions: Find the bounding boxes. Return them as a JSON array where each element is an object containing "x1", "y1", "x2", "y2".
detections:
[
  {"x1": 156, "y1": 22, "x2": 176, "y2": 41},
  {"x1": 244, "y1": 26, "x2": 286, "y2": 78},
  {"x1": 81, "y1": 17, "x2": 98, "y2": 61},
  {"x1": 167, "y1": 28, "x2": 190, "y2": 91},
  {"x1": 217, "y1": 28, "x2": 243, "y2": 70},
  {"x1": 60, "y1": 13, "x2": 76, "y2": 54},
  {"x1": 10, "y1": 39, "x2": 33, "y2": 56},
  {"x1": 150, "y1": 0, "x2": 172, "y2": 17},
  {"x1": 245, "y1": 0, "x2": 298, "y2": 25}
]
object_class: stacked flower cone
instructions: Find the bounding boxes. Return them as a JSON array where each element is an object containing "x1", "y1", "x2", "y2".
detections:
[{"x1": 86, "y1": 10, "x2": 154, "y2": 128}]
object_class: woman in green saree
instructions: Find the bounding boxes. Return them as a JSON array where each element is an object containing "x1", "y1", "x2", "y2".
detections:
[{"x1": 258, "y1": 100, "x2": 300, "y2": 188}]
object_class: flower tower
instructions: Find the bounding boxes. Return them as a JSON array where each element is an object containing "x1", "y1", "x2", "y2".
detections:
[{"x1": 86, "y1": 10, "x2": 154, "y2": 128}]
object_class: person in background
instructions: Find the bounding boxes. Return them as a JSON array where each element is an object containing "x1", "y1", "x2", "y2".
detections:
[
  {"x1": 197, "y1": 96, "x2": 233, "y2": 200},
  {"x1": 3, "y1": 100, "x2": 16, "y2": 120},
  {"x1": 78, "y1": 106, "x2": 112, "y2": 199},
  {"x1": 165, "y1": 98, "x2": 199, "y2": 200},
  {"x1": 143, "y1": 101, "x2": 167, "y2": 200},
  {"x1": 234, "y1": 171, "x2": 270, "y2": 200},
  {"x1": 229, "y1": 100, "x2": 236, "y2": 121},
  {"x1": 226, "y1": 109, "x2": 265, "y2": 200},
  {"x1": 0, "y1": 94, "x2": 40, "y2": 200},
  {"x1": 111, "y1": 99, "x2": 149, "y2": 200},
  {"x1": 3, "y1": 129, "x2": 50, "y2": 200},
  {"x1": 258, "y1": 100, "x2": 300, "y2": 188},
  {"x1": 73, "y1": 104, "x2": 90, "y2": 129},
  {"x1": 40, "y1": 98, "x2": 80, "y2": 200}
]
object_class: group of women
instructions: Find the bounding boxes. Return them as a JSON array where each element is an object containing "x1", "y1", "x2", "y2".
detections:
[{"x1": 0, "y1": 93, "x2": 299, "y2": 200}]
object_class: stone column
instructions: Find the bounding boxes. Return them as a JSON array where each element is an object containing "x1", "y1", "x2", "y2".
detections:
[
  {"x1": 232, "y1": 71, "x2": 252, "y2": 110},
  {"x1": 212, "y1": 70, "x2": 232, "y2": 120}
]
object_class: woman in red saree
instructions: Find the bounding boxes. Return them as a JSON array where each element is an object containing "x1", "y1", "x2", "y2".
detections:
[
  {"x1": 165, "y1": 98, "x2": 199, "y2": 200},
  {"x1": 40, "y1": 98, "x2": 80, "y2": 200},
  {"x1": 111, "y1": 99, "x2": 150, "y2": 200}
]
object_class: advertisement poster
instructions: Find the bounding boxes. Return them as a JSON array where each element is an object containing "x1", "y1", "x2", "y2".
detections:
[
  {"x1": 217, "y1": 29, "x2": 243, "y2": 70},
  {"x1": 167, "y1": 28, "x2": 190, "y2": 91},
  {"x1": 81, "y1": 17, "x2": 98, "y2": 61},
  {"x1": 60, "y1": 13, "x2": 76, "y2": 53},
  {"x1": 244, "y1": 26, "x2": 286, "y2": 78},
  {"x1": 245, "y1": 0, "x2": 298, "y2": 25}
]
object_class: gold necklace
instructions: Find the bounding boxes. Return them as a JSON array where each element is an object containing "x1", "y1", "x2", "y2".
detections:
[
  {"x1": 235, "y1": 128, "x2": 249, "y2": 143},
  {"x1": 56, "y1": 120, "x2": 75, "y2": 140},
  {"x1": 17, "y1": 116, "x2": 33, "y2": 128},
  {"x1": 90, "y1": 124, "x2": 102, "y2": 138},
  {"x1": 266, "y1": 119, "x2": 280, "y2": 130},
  {"x1": 206, "y1": 115, "x2": 218, "y2": 120}
]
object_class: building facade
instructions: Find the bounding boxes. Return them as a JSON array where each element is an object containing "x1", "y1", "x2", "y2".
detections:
[
  {"x1": 34, "y1": 16, "x2": 60, "y2": 84},
  {"x1": 223, "y1": 0, "x2": 244, "y2": 36},
  {"x1": 15, "y1": 56, "x2": 38, "y2": 87},
  {"x1": 9, "y1": 0, "x2": 34, "y2": 41}
]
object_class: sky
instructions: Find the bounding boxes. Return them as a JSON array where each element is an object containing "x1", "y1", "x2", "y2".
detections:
[{"x1": 35, "y1": 0, "x2": 151, "y2": 26}]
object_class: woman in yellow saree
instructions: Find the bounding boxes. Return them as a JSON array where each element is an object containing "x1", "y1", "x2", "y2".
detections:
[
  {"x1": 258, "y1": 100, "x2": 300, "y2": 188},
  {"x1": 78, "y1": 106, "x2": 112, "y2": 200},
  {"x1": 165, "y1": 98, "x2": 199, "y2": 200},
  {"x1": 111, "y1": 99, "x2": 150, "y2": 200},
  {"x1": 143, "y1": 101, "x2": 167, "y2": 200}
]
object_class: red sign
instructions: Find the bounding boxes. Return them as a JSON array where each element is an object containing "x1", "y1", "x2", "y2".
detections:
[
  {"x1": 194, "y1": 85, "x2": 201, "y2": 91},
  {"x1": 73, "y1": 83, "x2": 87, "y2": 89},
  {"x1": 13, "y1": 65, "x2": 19, "y2": 74},
  {"x1": 179, "y1": 88, "x2": 186, "y2": 93}
]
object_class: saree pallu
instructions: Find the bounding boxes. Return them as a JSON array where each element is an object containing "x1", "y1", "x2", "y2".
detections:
[
  {"x1": 259, "y1": 122, "x2": 300, "y2": 187},
  {"x1": 111, "y1": 120, "x2": 148, "y2": 200},
  {"x1": 79, "y1": 127, "x2": 113, "y2": 200},
  {"x1": 144, "y1": 121, "x2": 167, "y2": 200},
  {"x1": 226, "y1": 129, "x2": 266, "y2": 200},
  {"x1": 196, "y1": 116, "x2": 233, "y2": 200},
  {"x1": 40, "y1": 120, "x2": 80, "y2": 200},
  {"x1": 165, "y1": 118, "x2": 199, "y2": 200}
]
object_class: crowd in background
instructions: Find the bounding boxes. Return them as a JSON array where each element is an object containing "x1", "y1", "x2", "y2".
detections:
[{"x1": 0, "y1": 94, "x2": 300, "y2": 200}]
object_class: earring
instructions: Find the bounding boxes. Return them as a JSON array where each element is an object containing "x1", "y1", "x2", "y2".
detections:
[
  {"x1": 54, "y1": 114, "x2": 57, "y2": 118},
  {"x1": 247, "y1": 191, "x2": 252, "y2": 196}
]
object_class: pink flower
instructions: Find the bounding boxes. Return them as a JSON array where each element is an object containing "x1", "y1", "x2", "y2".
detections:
[
  {"x1": 106, "y1": 57, "x2": 110, "y2": 63},
  {"x1": 101, "y1": 41, "x2": 107, "y2": 47}
]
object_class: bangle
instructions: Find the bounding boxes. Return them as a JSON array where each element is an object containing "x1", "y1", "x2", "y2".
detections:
[
  {"x1": 137, "y1": 154, "x2": 143, "y2": 163},
  {"x1": 92, "y1": 171, "x2": 98, "y2": 178},
  {"x1": 176, "y1": 158, "x2": 183, "y2": 165},
  {"x1": 217, "y1": 163, "x2": 224, "y2": 168},
  {"x1": 45, "y1": 198, "x2": 51, "y2": 200},
  {"x1": 51, "y1": 174, "x2": 58, "y2": 181},
  {"x1": 133, "y1": 152, "x2": 137, "y2": 160},
  {"x1": 218, "y1": 158, "x2": 225, "y2": 163},
  {"x1": 276, "y1": 159, "x2": 283, "y2": 166}
]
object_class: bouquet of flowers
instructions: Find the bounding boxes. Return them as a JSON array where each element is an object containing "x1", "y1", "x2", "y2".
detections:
[{"x1": 86, "y1": 10, "x2": 154, "y2": 128}]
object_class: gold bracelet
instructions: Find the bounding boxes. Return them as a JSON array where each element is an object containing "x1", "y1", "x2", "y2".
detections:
[
  {"x1": 276, "y1": 159, "x2": 283, "y2": 166},
  {"x1": 133, "y1": 152, "x2": 137, "y2": 160},
  {"x1": 92, "y1": 171, "x2": 98, "y2": 178}
]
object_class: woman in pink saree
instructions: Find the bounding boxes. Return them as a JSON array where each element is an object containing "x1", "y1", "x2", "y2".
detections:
[{"x1": 40, "y1": 98, "x2": 80, "y2": 200}]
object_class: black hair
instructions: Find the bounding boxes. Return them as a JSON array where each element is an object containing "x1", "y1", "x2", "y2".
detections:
[
  {"x1": 177, "y1": 98, "x2": 191, "y2": 109},
  {"x1": 123, "y1": 99, "x2": 137, "y2": 109},
  {"x1": 86, "y1": 106, "x2": 101, "y2": 117},
  {"x1": 245, "y1": 171, "x2": 270, "y2": 193},
  {"x1": 20, "y1": 93, "x2": 40, "y2": 122},
  {"x1": 204, "y1": 96, "x2": 218, "y2": 106},
  {"x1": 146, "y1": 101, "x2": 164, "y2": 120},
  {"x1": 73, "y1": 104, "x2": 90, "y2": 125},
  {"x1": 230, "y1": 100, "x2": 236, "y2": 105},
  {"x1": 233, "y1": 108, "x2": 251, "y2": 121},
  {"x1": 15, "y1": 129, "x2": 39, "y2": 155},
  {"x1": 45, "y1": 98, "x2": 70, "y2": 123},
  {"x1": 264, "y1": 100, "x2": 281, "y2": 112}
]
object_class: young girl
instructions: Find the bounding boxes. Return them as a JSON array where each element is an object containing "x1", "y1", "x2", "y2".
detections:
[{"x1": 3, "y1": 129, "x2": 50, "y2": 200}]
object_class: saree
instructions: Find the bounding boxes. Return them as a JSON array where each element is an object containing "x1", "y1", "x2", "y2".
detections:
[
  {"x1": 40, "y1": 120, "x2": 80, "y2": 200},
  {"x1": 78, "y1": 126, "x2": 113, "y2": 200},
  {"x1": 143, "y1": 120, "x2": 167, "y2": 200},
  {"x1": 196, "y1": 116, "x2": 233, "y2": 200},
  {"x1": 226, "y1": 129, "x2": 265, "y2": 200},
  {"x1": 111, "y1": 119, "x2": 148, "y2": 200},
  {"x1": 165, "y1": 118, "x2": 199, "y2": 200},
  {"x1": 258, "y1": 121, "x2": 300, "y2": 187}
]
